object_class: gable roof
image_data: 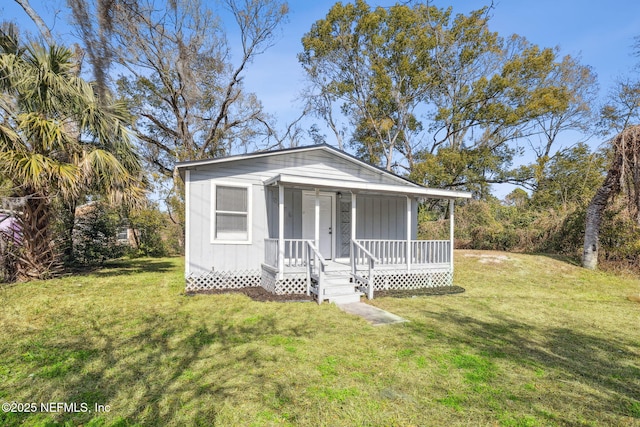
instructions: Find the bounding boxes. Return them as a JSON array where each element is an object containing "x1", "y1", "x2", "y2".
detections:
[
  {"x1": 176, "y1": 143, "x2": 415, "y2": 184},
  {"x1": 175, "y1": 144, "x2": 471, "y2": 199}
]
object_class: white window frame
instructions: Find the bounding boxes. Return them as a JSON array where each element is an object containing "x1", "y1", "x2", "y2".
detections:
[{"x1": 210, "y1": 181, "x2": 252, "y2": 244}]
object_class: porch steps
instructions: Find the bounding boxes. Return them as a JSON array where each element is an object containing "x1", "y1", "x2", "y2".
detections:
[{"x1": 320, "y1": 276, "x2": 362, "y2": 304}]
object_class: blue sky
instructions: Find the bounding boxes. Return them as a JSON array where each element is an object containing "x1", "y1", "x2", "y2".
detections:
[
  {"x1": 240, "y1": 0, "x2": 640, "y2": 139},
  {"x1": 3, "y1": 0, "x2": 640, "y2": 156},
  {"x1": 3, "y1": 1, "x2": 639, "y2": 121}
]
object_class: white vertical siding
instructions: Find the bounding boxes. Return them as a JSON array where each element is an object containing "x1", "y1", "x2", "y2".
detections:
[
  {"x1": 187, "y1": 171, "x2": 268, "y2": 275},
  {"x1": 184, "y1": 149, "x2": 423, "y2": 277},
  {"x1": 355, "y1": 195, "x2": 407, "y2": 240}
]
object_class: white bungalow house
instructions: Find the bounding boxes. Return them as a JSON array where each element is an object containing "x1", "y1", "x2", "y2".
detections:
[{"x1": 176, "y1": 144, "x2": 471, "y2": 304}]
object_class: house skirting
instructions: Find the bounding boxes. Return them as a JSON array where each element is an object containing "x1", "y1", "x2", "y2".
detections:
[
  {"x1": 261, "y1": 265, "x2": 307, "y2": 295},
  {"x1": 186, "y1": 265, "x2": 453, "y2": 294},
  {"x1": 185, "y1": 269, "x2": 261, "y2": 292},
  {"x1": 355, "y1": 268, "x2": 453, "y2": 292}
]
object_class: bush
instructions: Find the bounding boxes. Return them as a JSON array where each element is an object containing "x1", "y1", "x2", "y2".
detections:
[
  {"x1": 125, "y1": 204, "x2": 182, "y2": 258},
  {"x1": 72, "y1": 202, "x2": 126, "y2": 266},
  {"x1": 448, "y1": 196, "x2": 640, "y2": 271}
]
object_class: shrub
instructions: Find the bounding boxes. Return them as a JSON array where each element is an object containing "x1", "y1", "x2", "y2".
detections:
[{"x1": 72, "y1": 202, "x2": 126, "y2": 266}]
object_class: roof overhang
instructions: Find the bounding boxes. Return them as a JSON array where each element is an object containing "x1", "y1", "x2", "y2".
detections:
[{"x1": 264, "y1": 173, "x2": 472, "y2": 200}]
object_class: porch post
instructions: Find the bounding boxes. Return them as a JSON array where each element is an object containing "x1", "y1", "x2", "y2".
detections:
[
  {"x1": 315, "y1": 188, "x2": 320, "y2": 251},
  {"x1": 351, "y1": 192, "x2": 357, "y2": 244},
  {"x1": 278, "y1": 184, "x2": 285, "y2": 280},
  {"x1": 449, "y1": 199, "x2": 455, "y2": 274},
  {"x1": 406, "y1": 196, "x2": 412, "y2": 272}
]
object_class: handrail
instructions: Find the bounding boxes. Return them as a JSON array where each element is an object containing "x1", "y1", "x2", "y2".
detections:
[
  {"x1": 351, "y1": 239, "x2": 377, "y2": 300},
  {"x1": 352, "y1": 240, "x2": 379, "y2": 263},
  {"x1": 306, "y1": 240, "x2": 327, "y2": 304}
]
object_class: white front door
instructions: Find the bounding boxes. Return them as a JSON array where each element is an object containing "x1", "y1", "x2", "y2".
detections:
[{"x1": 302, "y1": 193, "x2": 333, "y2": 259}]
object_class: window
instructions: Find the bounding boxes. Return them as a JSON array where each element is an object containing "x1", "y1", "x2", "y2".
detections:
[{"x1": 212, "y1": 183, "x2": 251, "y2": 243}]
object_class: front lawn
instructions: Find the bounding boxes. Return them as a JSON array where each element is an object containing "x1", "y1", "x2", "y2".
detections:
[{"x1": 0, "y1": 252, "x2": 638, "y2": 426}]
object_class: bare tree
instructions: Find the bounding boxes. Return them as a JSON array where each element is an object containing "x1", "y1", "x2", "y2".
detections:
[
  {"x1": 67, "y1": 0, "x2": 289, "y2": 174},
  {"x1": 65, "y1": 0, "x2": 288, "y2": 247}
]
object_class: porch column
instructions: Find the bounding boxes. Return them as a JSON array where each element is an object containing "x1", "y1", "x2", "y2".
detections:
[
  {"x1": 351, "y1": 192, "x2": 357, "y2": 243},
  {"x1": 449, "y1": 199, "x2": 455, "y2": 274},
  {"x1": 406, "y1": 196, "x2": 412, "y2": 272},
  {"x1": 314, "y1": 188, "x2": 320, "y2": 251},
  {"x1": 278, "y1": 184, "x2": 285, "y2": 280}
]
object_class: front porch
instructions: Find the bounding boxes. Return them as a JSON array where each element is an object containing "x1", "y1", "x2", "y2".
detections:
[
  {"x1": 259, "y1": 174, "x2": 460, "y2": 303},
  {"x1": 261, "y1": 238, "x2": 454, "y2": 302},
  {"x1": 260, "y1": 180, "x2": 457, "y2": 303}
]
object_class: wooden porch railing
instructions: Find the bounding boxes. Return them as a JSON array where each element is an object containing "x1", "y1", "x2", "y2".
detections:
[
  {"x1": 283, "y1": 239, "x2": 306, "y2": 267},
  {"x1": 411, "y1": 240, "x2": 451, "y2": 264},
  {"x1": 356, "y1": 239, "x2": 450, "y2": 265},
  {"x1": 356, "y1": 239, "x2": 405, "y2": 265},
  {"x1": 351, "y1": 240, "x2": 378, "y2": 300},
  {"x1": 264, "y1": 238, "x2": 308, "y2": 268},
  {"x1": 267, "y1": 238, "x2": 451, "y2": 278},
  {"x1": 306, "y1": 240, "x2": 327, "y2": 304}
]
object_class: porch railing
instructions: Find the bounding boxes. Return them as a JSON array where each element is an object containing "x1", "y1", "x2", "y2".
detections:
[
  {"x1": 266, "y1": 238, "x2": 452, "y2": 274},
  {"x1": 356, "y1": 239, "x2": 450, "y2": 265},
  {"x1": 264, "y1": 238, "x2": 307, "y2": 268},
  {"x1": 356, "y1": 239, "x2": 405, "y2": 265},
  {"x1": 283, "y1": 239, "x2": 306, "y2": 267},
  {"x1": 351, "y1": 240, "x2": 378, "y2": 300},
  {"x1": 306, "y1": 240, "x2": 327, "y2": 304},
  {"x1": 411, "y1": 240, "x2": 451, "y2": 264}
]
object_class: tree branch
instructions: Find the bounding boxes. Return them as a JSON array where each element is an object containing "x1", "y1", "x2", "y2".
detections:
[{"x1": 13, "y1": 0, "x2": 54, "y2": 46}]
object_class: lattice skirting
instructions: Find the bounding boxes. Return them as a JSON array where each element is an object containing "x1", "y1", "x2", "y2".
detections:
[
  {"x1": 261, "y1": 266, "x2": 278, "y2": 294},
  {"x1": 274, "y1": 274, "x2": 307, "y2": 295},
  {"x1": 356, "y1": 269, "x2": 453, "y2": 291},
  {"x1": 260, "y1": 266, "x2": 308, "y2": 295},
  {"x1": 186, "y1": 269, "x2": 261, "y2": 291}
]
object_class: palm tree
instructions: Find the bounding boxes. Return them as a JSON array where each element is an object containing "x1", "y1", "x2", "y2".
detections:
[{"x1": 0, "y1": 25, "x2": 146, "y2": 280}]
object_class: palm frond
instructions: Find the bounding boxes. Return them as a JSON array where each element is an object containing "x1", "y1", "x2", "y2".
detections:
[
  {"x1": 2, "y1": 36, "x2": 146, "y2": 205},
  {"x1": 17, "y1": 112, "x2": 69, "y2": 152}
]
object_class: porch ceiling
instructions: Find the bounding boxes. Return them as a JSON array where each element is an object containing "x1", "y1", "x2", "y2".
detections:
[{"x1": 264, "y1": 173, "x2": 472, "y2": 200}]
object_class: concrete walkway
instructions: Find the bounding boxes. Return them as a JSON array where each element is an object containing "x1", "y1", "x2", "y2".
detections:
[{"x1": 337, "y1": 302, "x2": 408, "y2": 326}]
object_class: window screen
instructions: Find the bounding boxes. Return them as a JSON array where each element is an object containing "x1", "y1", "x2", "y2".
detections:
[
  {"x1": 216, "y1": 186, "x2": 248, "y2": 212},
  {"x1": 214, "y1": 185, "x2": 249, "y2": 241}
]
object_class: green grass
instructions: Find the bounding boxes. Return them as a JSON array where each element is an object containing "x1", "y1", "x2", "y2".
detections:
[{"x1": 0, "y1": 252, "x2": 639, "y2": 426}]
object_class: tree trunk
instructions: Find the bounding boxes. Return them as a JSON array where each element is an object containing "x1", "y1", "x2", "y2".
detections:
[
  {"x1": 58, "y1": 198, "x2": 78, "y2": 267},
  {"x1": 582, "y1": 152, "x2": 623, "y2": 270},
  {"x1": 16, "y1": 192, "x2": 61, "y2": 281}
]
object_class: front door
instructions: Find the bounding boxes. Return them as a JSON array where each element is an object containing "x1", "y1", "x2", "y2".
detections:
[{"x1": 302, "y1": 193, "x2": 333, "y2": 259}]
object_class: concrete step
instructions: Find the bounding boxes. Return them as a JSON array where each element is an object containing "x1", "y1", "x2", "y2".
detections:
[
  {"x1": 314, "y1": 275, "x2": 361, "y2": 304},
  {"x1": 328, "y1": 293, "x2": 362, "y2": 304},
  {"x1": 322, "y1": 283, "x2": 357, "y2": 296}
]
